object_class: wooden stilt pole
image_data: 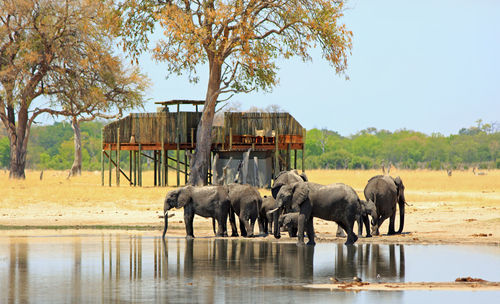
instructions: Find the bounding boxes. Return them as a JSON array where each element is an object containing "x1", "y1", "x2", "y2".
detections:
[
  {"x1": 138, "y1": 143, "x2": 142, "y2": 187},
  {"x1": 116, "y1": 127, "x2": 120, "y2": 187},
  {"x1": 176, "y1": 130, "x2": 180, "y2": 187},
  {"x1": 129, "y1": 151, "x2": 132, "y2": 186},
  {"x1": 302, "y1": 128, "x2": 306, "y2": 173},
  {"x1": 108, "y1": 144, "x2": 112, "y2": 187},
  {"x1": 101, "y1": 129, "x2": 104, "y2": 186},
  {"x1": 287, "y1": 143, "x2": 291, "y2": 171},
  {"x1": 184, "y1": 150, "x2": 188, "y2": 185},
  {"x1": 133, "y1": 150, "x2": 136, "y2": 186},
  {"x1": 161, "y1": 120, "x2": 165, "y2": 187},
  {"x1": 274, "y1": 131, "x2": 279, "y2": 176},
  {"x1": 154, "y1": 150, "x2": 157, "y2": 186},
  {"x1": 294, "y1": 149, "x2": 297, "y2": 170},
  {"x1": 165, "y1": 150, "x2": 168, "y2": 186}
]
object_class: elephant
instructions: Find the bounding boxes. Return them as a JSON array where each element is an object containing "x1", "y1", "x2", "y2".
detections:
[
  {"x1": 271, "y1": 182, "x2": 363, "y2": 246},
  {"x1": 225, "y1": 183, "x2": 262, "y2": 237},
  {"x1": 162, "y1": 185, "x2": 230, "y2": 238},
  {"x1": 259, "y1": 195, "x2": 278, "y2": 235},
  {"x1": 364, "y1": 175, "x2": 406, "y2": 235},
  {"x1": 357, "y1": 199, "x2": 377, "y2": 237},
  {"x1": 271, "y1": 170, "x2": 346, "y2": 239},
  {"x1": 278, "y1": 212, "x2": 299, "y2": 237},
  {"x1": 271, "y1": 169, "x2": 308, "y2": 199}
]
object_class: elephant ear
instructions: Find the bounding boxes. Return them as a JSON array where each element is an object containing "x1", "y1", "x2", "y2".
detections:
[
  {"x1": 292, "y1": 183, "x2": 309, "y2": 210},
  {"x1": 299, "y1": 172, "x2": 308, "y2": 182},
  {"x1": 177, "y1": 186, "x2": 192, "y2": 208}
]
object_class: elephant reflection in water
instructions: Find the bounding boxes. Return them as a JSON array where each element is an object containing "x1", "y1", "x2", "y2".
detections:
[
  {"x1": 181, "y1": 239, "x2": 314, "y2": 281},
  {"x1": 333, "y1": 244, "x2": 405, "y2": 281}
]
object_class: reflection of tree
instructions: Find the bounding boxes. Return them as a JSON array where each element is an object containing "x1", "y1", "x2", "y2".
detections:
[{"x1": 8, "y1": 237, "x2": 29, "y2": 303}]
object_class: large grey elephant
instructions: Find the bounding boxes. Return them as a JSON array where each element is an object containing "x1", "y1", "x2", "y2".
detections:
[
  {"x1": 225, "y1": 183, "x2": 262, "y2": 237},
  {"x1": 271, "y1": 170, "x2": 346, "y2": 239},
  {"x1": 162, "y1": 185, "x2": 230, "y2": 238},
  {"x1": 272, "y1": 182, "x2": 363, "y2": 245},
  {"x1": 364, "y1": 175, "x2": 406, "y2": 235},
  {"x1": 357, "y1": 199, "x2": 377, "y2": 237},
  {"x1": 259, "y1": 195, "x2": 278, "y2": 235}
]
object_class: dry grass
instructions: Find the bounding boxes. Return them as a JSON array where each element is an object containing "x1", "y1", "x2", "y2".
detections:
[
  {"x1": 1, "y1": 168, "x2": 498, "y2": 210},
  {"x1": 1, "y1": 169, "x2": 499, "y2": 244},
  {"x1": 306, "y1": 169, "x2": 500, "y2": 207}
]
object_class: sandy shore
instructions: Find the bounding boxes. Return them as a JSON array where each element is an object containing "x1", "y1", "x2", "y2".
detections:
[{"x1": 0, "y1": 169, "x2": 499, "y2": 245}]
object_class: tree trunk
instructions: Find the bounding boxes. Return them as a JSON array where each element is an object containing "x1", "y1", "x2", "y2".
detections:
[
  {"x1": 189, "y1": 60, "x2": 222, "y2": 186},
  {"x1": 8, "y1": 105, "x2": 28, "y2": 179},
  {"x1": 69, "y1": 117, "x2": 82, "y2": 177}
]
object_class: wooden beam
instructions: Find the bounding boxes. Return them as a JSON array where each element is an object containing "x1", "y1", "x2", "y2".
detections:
[{"x1": 103, "y1": 151, "x2": 132, "y2": 184}]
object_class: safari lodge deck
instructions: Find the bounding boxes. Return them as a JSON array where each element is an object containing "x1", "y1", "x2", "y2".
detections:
[{"x1": 101, "y1": 100, "x2": 305, "y2": 187}]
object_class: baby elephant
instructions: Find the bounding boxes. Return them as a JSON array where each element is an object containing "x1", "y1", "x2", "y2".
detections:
[
  {"x1": 278, "y1": 212, "x2": 299, "y2": 238},
  {"x1": 259, "y1": 195, "x2": 278, "y2": 235},
  {"x1": 357, "y1": 199, "x2": 377, "y2": 237},
  {"x1": 163, "y1": 185, "x2": 230, "y2": 239}
]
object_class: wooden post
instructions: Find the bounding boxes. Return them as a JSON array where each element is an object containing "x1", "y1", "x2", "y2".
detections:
[
  {"x1": 108, "y1": 144, "x2": 112, "y2": 187},
  {"x1": 191, "y1": 128, "x2": 194, "y2": 148},
  {"x1": 154, "y1": 150, "x2": 157, "y2": 186},
  {"x1": 116, "y1": 127, "x2": 120, "y2": 187},
  {"x1": 161, "y1": 121, "x2": 165, "y2": 187},
  {"x1": 176, "y1": 130, "x2": 180, "y2": 187},
  {"x1": 184, "y1": 150, "x2": 188, "y2": 185},
  {"x1": 274, "y1": 131, "x2": 279, "y2": 175},
  {"x1": 229, "y1": 127, "x2": 232, "y2": 150},
  {"x1": 129, "y1": 151, "x2": 132, "y2": 186},
  {"x1": 294, "y1": 149, "x2": 297, "y2": 170},
  {"x1": 287, "y1": 143, "x2": 291, "y2": 171},
  {"x1": 138, "y1": 144, "x2": 142, "y2": 187},
  {"x1": 165, "y1": 150, "x2": 168, "y2": 186},
  {"x1": 302, "y1": 128, "x2": 306, "y2": 173},
  {"x1": 222, "y1": 126, "x2": 226, "y2": 149},
  {"x1": 101, "y1": 129, "x2": 104, "y2": 186},
  {"x1": 133, "y1": 150, "x2": 136, "y2": 186}
]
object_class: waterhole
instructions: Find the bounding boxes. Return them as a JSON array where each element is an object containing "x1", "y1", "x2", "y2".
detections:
[{"x1": 1, "y1": 235, "x2": 499, "y2": 303}]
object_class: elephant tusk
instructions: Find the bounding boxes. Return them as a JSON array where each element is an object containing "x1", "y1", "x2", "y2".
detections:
[{"x1": 267, "y1": 208, "x2": 279, "y2": 215}]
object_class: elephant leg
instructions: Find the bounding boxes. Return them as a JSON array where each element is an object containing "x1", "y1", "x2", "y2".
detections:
[
  {"x1": 296, "y1": 212, "x2": 306, "y2": 246},
  {"x1": 257, "y1": 216, "x2": 266, "y2": 236},
  {"x1": 239, "y1": 217, "x2": 248, "y2": 237},
  {"x1": 341, "y1": 220, "x2": 358, "y2": 246},
  {"x1": 363, "y1": 215, "x2": 372, "y2": 238},
  {"x1": 215, "y1": 215, "x2": 225, "y2": 237},
  {"x1": 229, "y1": 209, "x2": 239, "y2": 237},
  {"x1": 184, "y1": 211, "x2": 195, "y2": 239},
  {"x1": 357, "y1": 216, "x2": 363, "y2": 237},
  {"x1": 247, "y1": 217, "x2": 256, "y2": 237},
  {"x1": 388, "y1": 212, "x2": 397, "y2": 235},
  {"x1": 336, "y1": 224, "x2": 346, "y2": 237},
  {"x1": 306, "y1": 218, "x2": 316, "y2": 246}
]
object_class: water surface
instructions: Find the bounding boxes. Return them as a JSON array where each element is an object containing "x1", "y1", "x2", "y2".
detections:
[{"x1": 1, "y1": 235, "x2": 499, "y2": 303}]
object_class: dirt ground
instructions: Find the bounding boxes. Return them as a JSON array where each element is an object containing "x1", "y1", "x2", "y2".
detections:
[{"x1": 0, "y1": 169, "x2": 499, "y2": 245}]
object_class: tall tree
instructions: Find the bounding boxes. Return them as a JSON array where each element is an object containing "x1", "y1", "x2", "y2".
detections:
[
  {"x1": 120, "y1": 0, "x2": 352, "y2": 185},
  {"x1": 48, "y1": 49, "x2": 149, "y2": 177},
  {"x1": 0, "y1": 0, "x2": 124, "y2": 178}
]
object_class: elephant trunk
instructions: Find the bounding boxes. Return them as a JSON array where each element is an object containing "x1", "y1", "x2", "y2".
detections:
[
  {"x1": 162, "y1": 211, "x2": 168, "y2": 238},
  {"x1": 398, "y1": 201, "x2": 405, "y2": 234}
]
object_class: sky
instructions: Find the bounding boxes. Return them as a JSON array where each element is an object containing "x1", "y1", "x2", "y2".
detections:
[{"x1": 52, "y1": 0, "x2": 500, "y2": 136}]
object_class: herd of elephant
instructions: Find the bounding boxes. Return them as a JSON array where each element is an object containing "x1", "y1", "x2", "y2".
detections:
[{"x1": 162, "y1": 170, "x2": 406, "y2": 246}]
